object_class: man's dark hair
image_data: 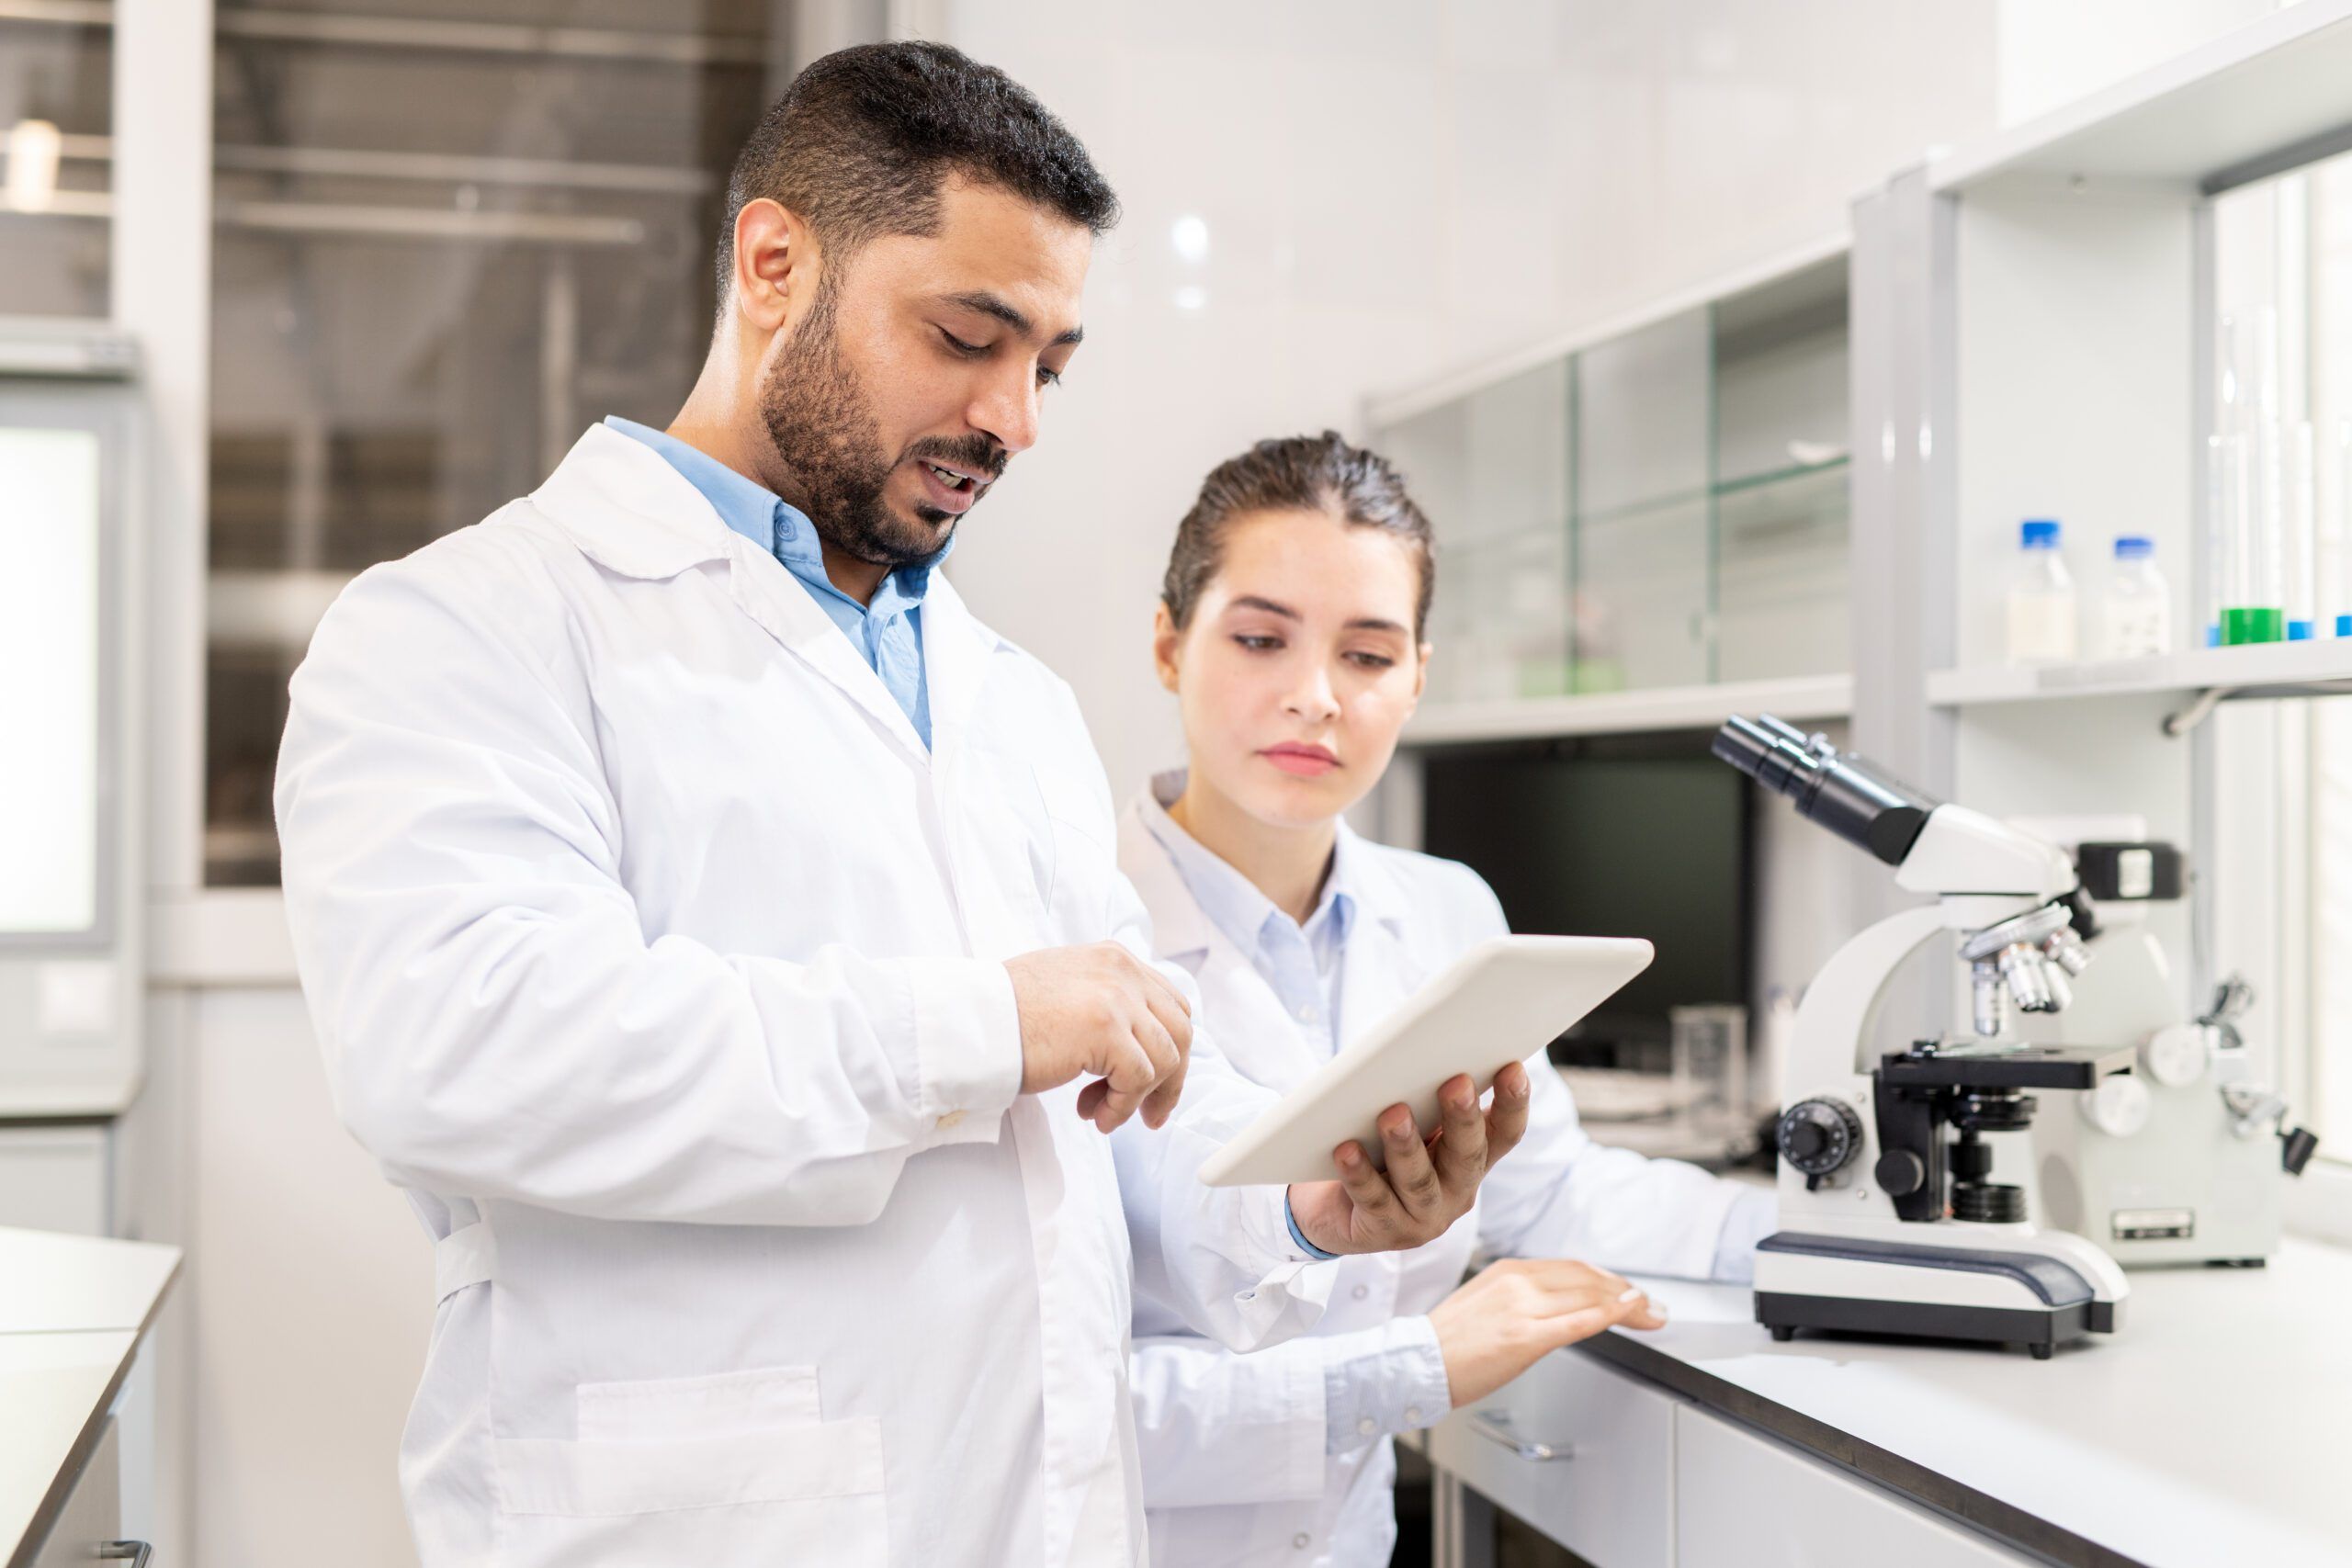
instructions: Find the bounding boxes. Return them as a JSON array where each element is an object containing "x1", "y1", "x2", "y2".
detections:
[{"x1": 716, "y1": 40, "x2": 1119, "y2": 303}]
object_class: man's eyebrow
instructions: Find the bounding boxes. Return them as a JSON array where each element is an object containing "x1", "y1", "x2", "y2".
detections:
[{"x1": 943, "y1": 290, "x2": 1084, "y2": 347}]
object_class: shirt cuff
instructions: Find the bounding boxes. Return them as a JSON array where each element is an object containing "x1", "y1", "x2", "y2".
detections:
[
  {"x1": 1286, "y1": 1193, "x2": 1339, "y2": 1260},
  {"x1": 901, "y1": 957, "x2": 1024, "y2": 1147},
  {"x1": 1322, "y1": 1314, "x2": 1453, "y2": 1453},
  {"x1": 1217, "y1": 1187, "x2": 1340, "y2": 1350},
  {"x1": 1710, "y1": 1184, "x2": 1780, "y2": 1284}
]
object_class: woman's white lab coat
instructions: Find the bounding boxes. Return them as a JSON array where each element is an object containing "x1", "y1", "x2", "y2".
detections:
[
  {"x1": 1118, "y1": 792, "x2": 1769, "y2": 1568},
  {"x1": 272, "y1": 425, "x2": 1330, "y2": 1568}
]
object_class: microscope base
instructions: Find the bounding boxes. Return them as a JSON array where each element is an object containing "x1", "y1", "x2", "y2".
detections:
[
  {"x1": 1752, "y1": 1230, "x2": 2120, "y2": 1359},
  {"x1": 1755, "y1": 1291, "x2": 2099, "y2": 1359}
]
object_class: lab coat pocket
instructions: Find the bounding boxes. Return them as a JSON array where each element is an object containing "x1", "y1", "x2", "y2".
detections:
[{"x1": 492, "y1": 1365, "x2": 887, "y2": 1566}]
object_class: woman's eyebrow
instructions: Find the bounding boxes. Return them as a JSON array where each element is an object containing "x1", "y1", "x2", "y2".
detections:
[
  {"x1": 1229, "y1": 595, "x2": 1407, "y2": 635},
  {"x1": 1227, "y1": 594, "x2": 1300, "y2": 621}
]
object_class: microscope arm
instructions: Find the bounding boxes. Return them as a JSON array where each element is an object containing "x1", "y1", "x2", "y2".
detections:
[{"x1": 1784, "y1": 904, "x2": 1958, "y2": 1091}]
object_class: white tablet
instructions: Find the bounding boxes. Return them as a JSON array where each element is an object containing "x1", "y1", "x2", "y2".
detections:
[{"x1": 1198, "y1": 934, "x2": 1655, "y2": 1188}]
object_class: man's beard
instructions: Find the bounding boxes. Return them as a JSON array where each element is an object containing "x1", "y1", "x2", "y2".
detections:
[{"x1": 759, "y1": 284, "x2": 1002, "y2": 572}]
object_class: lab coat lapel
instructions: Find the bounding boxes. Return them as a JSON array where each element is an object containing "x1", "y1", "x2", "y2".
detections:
[
  {"x1": 1336, "y1": 829, "x2": 1428, "y2": 1055},
  {"x1": 1117, "y1": 797, "x2": 1327, "y2": 1090},
  {"x1": 536, "y1": 423, "x2": 931, "y2": 758},
  {"x1": 723, "y1": 555, "x2": 930, "y2": 760},
  {"x1": 917, "y1": 574, "x2": 999, "y2": 746}
]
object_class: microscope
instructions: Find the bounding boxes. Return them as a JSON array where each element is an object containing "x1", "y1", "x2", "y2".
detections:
[
  {"x1": 1713, "y1": 716, "x2": 2132, "y2": 1359},
  {"x1": 2006, "y1": 819, "x2": 2318, "y2": 1268}
]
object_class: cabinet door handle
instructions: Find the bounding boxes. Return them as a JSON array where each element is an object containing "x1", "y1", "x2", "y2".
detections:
[
  {"x1": 98, "y1": 1542, "x2": 153, "y2": 1566},
  {"x1": 1468, "y1": 1409, "x2": 1575, "y2": 1462}
]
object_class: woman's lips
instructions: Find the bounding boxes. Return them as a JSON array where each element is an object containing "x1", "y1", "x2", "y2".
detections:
[{"x1": 1261, "y1": 743, "x2": 1339, "y2": 777}]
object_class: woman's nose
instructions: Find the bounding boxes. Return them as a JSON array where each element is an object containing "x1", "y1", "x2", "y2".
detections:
[{"x1": 1284, "y1": 663, "x2": 1340, "y2": 722}]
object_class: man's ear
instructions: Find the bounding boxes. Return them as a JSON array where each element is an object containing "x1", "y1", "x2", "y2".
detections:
[
  {"x1": 730, "y1": 198, "x2": 818, "y2": 334},
  {"x1": 1410, "y1": 637, "x2": 1431, "y2": 705},
  {"x1": 1152, "y1": 602, "x2": 1184, "y2": 694}
]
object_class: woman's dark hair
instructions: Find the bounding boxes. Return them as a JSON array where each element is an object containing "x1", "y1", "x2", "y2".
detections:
[
  {"x1": 1161, "y1": 431, "x2": 1436, "y2": 638},
  {"x1": 718, "y1": 41, "x2": 1120, "y2": 302}
]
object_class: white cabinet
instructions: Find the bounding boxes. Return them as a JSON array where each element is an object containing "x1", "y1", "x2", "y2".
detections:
[
  {"x1": 1428, "y1": 1352, "x2": 2040, "y2": 1568},
  {"x1": 0, "y1": 1125, "x2": 109, "y2": 1235},
  {"x1": 1423, "y1": 1349, "x2": 1677, "y2": 1568},
  {"x1": 29, "y1": 1414, "x2": 123, "y2": 1568},
  {"x1": 1675, "y1": 1407, "x2": 2031, "y2": 1568}
]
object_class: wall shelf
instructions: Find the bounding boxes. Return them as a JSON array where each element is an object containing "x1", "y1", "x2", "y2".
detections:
[
  {"x1": 1929, "y1": 0, "x2": 2352, "y2": 196},
  {"x1": 1927, "y1": 641, "x2": 2352, "y2": 709},
  {"x1": 1404, "y1": 672, "x2": 1850, "y2": 749}
]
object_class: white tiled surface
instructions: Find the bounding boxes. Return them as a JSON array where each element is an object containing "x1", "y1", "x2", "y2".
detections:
[{"x1": 937, "y1": 0, "x2": 2018, "y2": 795}]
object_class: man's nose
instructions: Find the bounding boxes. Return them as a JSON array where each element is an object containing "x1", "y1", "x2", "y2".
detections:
[{"x1": 969, "y1": 364, "x2": 1042, "y2": 455}]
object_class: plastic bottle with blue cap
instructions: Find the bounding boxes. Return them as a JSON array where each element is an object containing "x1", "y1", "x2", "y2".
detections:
[
  {"x1": 2097, "y1": 536, "x2": 2171, "y2": 659},
  {"x1": 2006, "y1": 519, "x2": 2077, "y2": 666}
]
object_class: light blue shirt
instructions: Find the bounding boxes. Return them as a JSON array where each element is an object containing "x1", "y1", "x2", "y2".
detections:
[
  {"x1": 1140, "y1": 770, "x2": 1359, "y2": 1054},
  {"x1": 606, "y1": 416, "x2": 941, "y2": 748}
]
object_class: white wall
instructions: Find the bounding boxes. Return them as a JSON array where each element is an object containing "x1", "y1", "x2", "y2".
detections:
[
  {"x1": 937, "y1": 0, "x2": 2007, "y2": 797},
  {"x1": 1996, "y1": 0, "x2": 2281, "y2": 124}
]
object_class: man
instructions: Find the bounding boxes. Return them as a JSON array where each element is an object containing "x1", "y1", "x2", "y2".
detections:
[{"x1": 276, "y1": 42, "x2": 1532, "y2": 1568}]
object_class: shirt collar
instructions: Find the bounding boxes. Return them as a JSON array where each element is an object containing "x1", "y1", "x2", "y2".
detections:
[
  {"x1": 603, "y1": 415, "x2": 950, "y2": 616},
  {"x1": 1140, "y1": 769, "x2": 1358, "y2": 960}
]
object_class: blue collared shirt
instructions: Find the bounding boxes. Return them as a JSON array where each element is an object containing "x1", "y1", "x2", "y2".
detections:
[
  {"x1": 606, "y1": 416, "x2": 941, "y2": 748},
  {"x1": 1139, "y1": 769, "x2": 1359, "y2": 1054}
]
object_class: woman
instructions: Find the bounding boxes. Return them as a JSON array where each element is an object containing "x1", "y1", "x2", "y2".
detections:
[{"x1": 1122, "y1": 433, "x2": 1776, "y2": 1567}]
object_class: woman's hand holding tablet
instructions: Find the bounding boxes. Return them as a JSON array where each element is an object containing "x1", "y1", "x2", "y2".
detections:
[{"x1": 1199, "y1": 936, "x2": 1656, "y2": 1195}]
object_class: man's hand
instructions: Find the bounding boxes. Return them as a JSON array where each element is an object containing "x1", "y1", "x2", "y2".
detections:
[
  {"x1": 1004, "y1": 942, "x2": 1192, "y2": 1134},
  {"x1": 1428, "y1": 1258, "x2": 1666, "y2": 1409},
  {"x1": 1284, "y1": 1063, "x2": 1532, "y2": 1256}
]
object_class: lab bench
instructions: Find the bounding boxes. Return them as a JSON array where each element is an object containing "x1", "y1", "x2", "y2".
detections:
[
  {"x1": 0, "y1": 1226, "x2": 180, "y2": 1568},
  {"x1": 1415, "y1": 1237, "x2": 2352, "y2": 1568}
]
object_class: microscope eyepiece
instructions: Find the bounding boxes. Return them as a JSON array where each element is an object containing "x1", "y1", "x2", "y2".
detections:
[{"x1": 1713, "y1": 714, "x2": 1942, "y2": 866}]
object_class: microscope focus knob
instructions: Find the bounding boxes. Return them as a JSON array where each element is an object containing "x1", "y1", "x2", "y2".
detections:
[
  {"x1": 1777, "y1": 1098, "x2": 1863, "y2": 1179},
  {"x1": 1874, "y1": 1149, "x2": 1928, "y2": 1196}
]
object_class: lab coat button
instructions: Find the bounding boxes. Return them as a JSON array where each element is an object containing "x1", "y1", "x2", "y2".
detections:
[
  {"x1": 1295, "y1": 1005, "x2": 1315, "y2": 1022},
  {"x1": 1293, "y1": 1534, "x2": 1312, "y2": 1550},
  {"x1": 1351, "y1": 1283, "x2": 1370, "y2": 1301},
  {"x1": 1405, "y1": 1405, "x2": 1424, "y2": 1426},
  {"x1": 1357, "y1": 1416, "x2": 1376, "y2": 1437},
  {"x1": 936, "y1": 1110, "x2": 966, "y2": 1130}
]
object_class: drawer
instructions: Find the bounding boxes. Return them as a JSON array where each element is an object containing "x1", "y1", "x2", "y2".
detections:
[
  {"x1": 1675, "y1": 1407, "x2": 2031, "y2": 1568},
  {"x1": 1424, "y1": 1347, "x2": 1675, "y2": 1568}
]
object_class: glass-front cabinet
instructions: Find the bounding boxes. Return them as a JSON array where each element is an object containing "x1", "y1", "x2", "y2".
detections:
[
  {"x1": 1369, "y1": 250, "x2": 1851, "y2": 716},
  {"x1": 200, "y1": 1, "x2": 776, "y2": 885},
  {"x1": 0, "y1": 4, "x2": 113, "y2": 318}
]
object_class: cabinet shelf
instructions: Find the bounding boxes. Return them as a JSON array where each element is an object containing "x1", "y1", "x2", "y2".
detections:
[
  {"x1": 1405, "y1": 673, "x2": 1850, "y2": 748},
  {"x1": 1927, "y1": 640, "x2": 2352, "y2": 708},
  {"x1": 1713, "y1": 454, "x2": 1849, "y2": 499},
  {"x1": 1570, "y1": 456, "x2": 1850, "y2": 533}
]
